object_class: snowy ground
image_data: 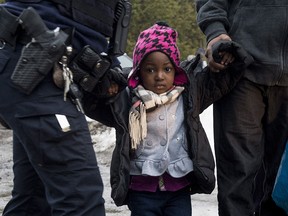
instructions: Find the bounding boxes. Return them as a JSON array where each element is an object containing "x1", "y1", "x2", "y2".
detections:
[{"x1": 0, "y1": 106, "x2": 218, "y2": 216}]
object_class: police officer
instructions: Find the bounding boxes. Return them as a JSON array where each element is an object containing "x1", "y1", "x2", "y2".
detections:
[{"x1": 0, "y1": 0, "x2": 127, "y2": 215}]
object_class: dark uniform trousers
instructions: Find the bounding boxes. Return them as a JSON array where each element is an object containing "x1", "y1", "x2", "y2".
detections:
[{"x1": 0, "y1": 12, "x2": 105, "y2": 216}]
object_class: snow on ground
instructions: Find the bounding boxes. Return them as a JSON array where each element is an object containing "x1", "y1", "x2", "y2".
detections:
[{"x1": 0, "y1": 105, "x2": 218, "y2": 215}]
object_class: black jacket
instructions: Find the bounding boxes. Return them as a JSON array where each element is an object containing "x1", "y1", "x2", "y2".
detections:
[
  {"x1": 196, "y1": 0, "x2": 288, "y2": 86},
  {"x1": 84, "y1": 42, "x2": 253, "y2": 206}
]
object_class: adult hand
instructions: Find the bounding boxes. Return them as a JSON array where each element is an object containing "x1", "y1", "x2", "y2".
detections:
[{"x1": 206, "y1": 34, "x2": 233, "y2": 72}]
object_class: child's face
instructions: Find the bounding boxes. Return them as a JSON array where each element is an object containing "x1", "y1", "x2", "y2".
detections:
[{"x1": 139, "y1": 51, "x2": 175, "y2": 94}]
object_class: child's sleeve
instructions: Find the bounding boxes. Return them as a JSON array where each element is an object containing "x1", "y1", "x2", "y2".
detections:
[{"x1": 194, "y1": 40, "x2": 254, "y2": 112}]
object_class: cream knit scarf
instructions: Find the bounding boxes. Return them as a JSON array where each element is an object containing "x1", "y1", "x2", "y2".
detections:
[{"x1": 129, "y1": 85, "x2": 185, "y2": 149}]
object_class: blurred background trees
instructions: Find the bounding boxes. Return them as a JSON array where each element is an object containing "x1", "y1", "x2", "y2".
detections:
[{"x1": 0, "y1": 0, "x2": 205, "y2": 60}]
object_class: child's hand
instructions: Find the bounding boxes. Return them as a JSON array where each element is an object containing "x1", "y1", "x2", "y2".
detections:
[
  {"x1": 217, "y1": 51, "x2": 235, "y2": 67},
  {"x1": 107, "y1": 81, "x2": 119, "y2": 96},
  {"x1": 206, "y1": 34, "x2": 232, "y2": 72}
]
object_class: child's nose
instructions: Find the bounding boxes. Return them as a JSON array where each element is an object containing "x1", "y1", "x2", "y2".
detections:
[{"x1": 155, "y1": 71, "x2": 164, "y2": 79}]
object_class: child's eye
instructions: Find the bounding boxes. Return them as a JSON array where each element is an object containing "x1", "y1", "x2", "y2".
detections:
[
  {"x1": 164, "y1": 67, "x2": 173, "y2": 73},
  {"x1": 147, "y1": 68, "x2": 155, "y2": 73}
]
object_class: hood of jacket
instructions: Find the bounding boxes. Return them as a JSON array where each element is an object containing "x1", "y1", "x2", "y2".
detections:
[{"x1": 128, "y1": 22, "x2": 188, "y2": 89}]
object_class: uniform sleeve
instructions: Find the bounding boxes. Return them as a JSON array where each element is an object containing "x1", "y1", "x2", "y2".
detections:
[{"x1": 195, "y1": 0, "x2": 230, "y2": 43}]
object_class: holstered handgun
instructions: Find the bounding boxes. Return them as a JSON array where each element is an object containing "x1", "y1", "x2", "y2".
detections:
[{"x1": 11, "y1": 7, "x2": 70, "y2": 94}]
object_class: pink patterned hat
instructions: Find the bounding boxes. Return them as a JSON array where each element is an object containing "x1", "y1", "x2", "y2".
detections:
[{"x1": 128, "y1": 22, "x2": 188, "y2": 88}]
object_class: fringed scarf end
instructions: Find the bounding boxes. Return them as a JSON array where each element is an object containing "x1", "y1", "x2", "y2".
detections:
[{"x1": 129, "y1": 101, "x2": 147, "y2": 149}]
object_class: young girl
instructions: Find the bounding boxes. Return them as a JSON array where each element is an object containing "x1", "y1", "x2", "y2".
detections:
[{"x1": 83, "y1": 22, "x2": 253, "y2": 216}]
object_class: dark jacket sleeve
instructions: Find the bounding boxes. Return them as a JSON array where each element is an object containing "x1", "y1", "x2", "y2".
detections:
[
  {"x1": 196, "y1": 0, "x2": 230, "y2": 42},
  {"x1": 189, "y1": 40, "x2": 254, "y2": 113},
  {"x1": 82, "y1": 92, "x2": 116, "y2": 127}
]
